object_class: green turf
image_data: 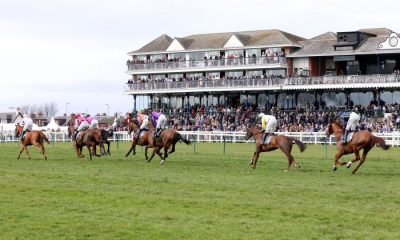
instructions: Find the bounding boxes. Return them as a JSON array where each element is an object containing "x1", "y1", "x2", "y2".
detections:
[{"x1": 0, "y1": 141, "x2": 399, "y2": 239}]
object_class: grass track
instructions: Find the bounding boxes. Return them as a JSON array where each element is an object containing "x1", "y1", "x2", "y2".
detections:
[{"x1": 0, "y1": 141, "x2": 400, "y2": 239}]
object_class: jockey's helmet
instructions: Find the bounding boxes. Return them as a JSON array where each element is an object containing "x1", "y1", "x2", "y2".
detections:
[{"x1": 258, "y1": 113, "x2": 265, "y2": 118}]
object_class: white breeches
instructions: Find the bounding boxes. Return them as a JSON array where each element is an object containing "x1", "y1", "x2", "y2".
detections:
[
  {"x1": 77, "y1": 121, "x2": 90, "y2": 131},
  {"x1": 140, "y1": 118, "x2": 149, "y2": 129},
  {"x1": 346, "y1": 114, "x2": 360, "y2": 131},
  {"x1": 89, "y1": 119, "x2": 99, "y2": 130},
  {"x1": 156, "y1": 114, "x2": 167, "y2": 129},
  {"x1": 23, "y1": 121, "x2": 33, "y2": 131},
  {"x1": 265, "y1": 119, "x2": 277, "y2": 133}
]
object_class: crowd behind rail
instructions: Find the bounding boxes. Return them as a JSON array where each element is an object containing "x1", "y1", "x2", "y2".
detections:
[{"x1": 138, "y1": 101, "x2": 400, "y2": 134}]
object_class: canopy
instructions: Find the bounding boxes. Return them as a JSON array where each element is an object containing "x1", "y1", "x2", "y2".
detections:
[{"x1": 45, "y1": 117, "x2": 60, "y2": 131}]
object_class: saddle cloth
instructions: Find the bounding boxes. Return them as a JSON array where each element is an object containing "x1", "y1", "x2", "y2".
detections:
[
  {"x1": 344, "y1": 132, "x2": 354, "y2": 143},
  {"x1": 263, "y1": 135, "x2": 273, "y2": 145}
]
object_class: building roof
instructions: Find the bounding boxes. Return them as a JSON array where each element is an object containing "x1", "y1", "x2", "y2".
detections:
[
  {"x1": 288, "y1": 28, "x2": 400, "y2": 58},
  {"x1": 129, "y1": 29, "x2": 305, "y2": 55}
]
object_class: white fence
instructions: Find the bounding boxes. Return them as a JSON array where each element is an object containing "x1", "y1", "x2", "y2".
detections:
[{"x1": 1, "y1": 130, "x2": 400, "y2": 147}]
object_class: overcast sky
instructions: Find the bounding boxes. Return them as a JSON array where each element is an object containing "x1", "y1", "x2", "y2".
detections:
[{"x1": 0, "y1": 0, "x2": 398, "y2": 116}]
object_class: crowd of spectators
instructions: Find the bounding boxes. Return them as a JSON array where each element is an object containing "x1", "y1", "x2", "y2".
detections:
[{"x1": 132, "y1": 101, "x2": 400, "y2": 133}]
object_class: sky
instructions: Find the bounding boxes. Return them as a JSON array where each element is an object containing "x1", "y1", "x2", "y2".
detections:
[{"x1": 0, "y1": 0, "x2": 399, "y2": 116}]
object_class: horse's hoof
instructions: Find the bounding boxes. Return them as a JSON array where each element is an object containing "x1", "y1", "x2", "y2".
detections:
[
  {"x1": 332, "y1": 165, "x2": 337, "y2": 171},
  {"x1": 346, "y1": 162, "x2": 352, "y2": 168},
  {"x1": 160, "y1": 160, "x2": 165, "y2": 165},
  {"x1": 249, "y1": 161, "x2": 253, "y2": 165}
]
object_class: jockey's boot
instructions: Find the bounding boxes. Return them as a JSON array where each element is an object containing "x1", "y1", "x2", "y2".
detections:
[
  {"x1": 73, "y1": 131, "x2": 79, "y2": 141},
  {"x1": 21, "y1": 130, "x2": 26, "y2": 140},
  {"x1": 262, "y1": 132, "x2": 269, "y2": 144},
  {"x1": 342, "y1": 130, "x2": 349, "y2": 144}
]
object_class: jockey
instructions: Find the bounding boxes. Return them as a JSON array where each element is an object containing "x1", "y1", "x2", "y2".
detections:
[
  {"x1": 21, "y1": 113, "x2": 33, "y2": 139},
  {"x1": 152, "y1": 111, "x2": 167, "y2": 137},
  {"x1": 342, "y1": 111, "x2": 361, "y2": 144},
  {"x1": 136, "y1": 112, "x2": 149, "y2": 139},
  {"x1": 74, "y1": 114, "x2": 90, "y2": 140},
  {"x1": 258, "y1": 112, "x2": 277, "y2": 144},
  {"x1": 86, "y1": 115, "x2": 99, "y2": 130}
]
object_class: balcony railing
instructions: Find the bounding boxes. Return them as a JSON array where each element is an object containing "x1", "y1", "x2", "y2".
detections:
[
  {"x1": 124, "y1": 74, "x2": 400, "y2": 93},
  {"x1": 127, "y1": 56, "x2": 287, "y2": 72}
]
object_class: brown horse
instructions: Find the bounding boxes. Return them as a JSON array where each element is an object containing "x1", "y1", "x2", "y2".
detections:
[
  {"x1": 152, "y1": 128, "x2": 190, "y2": 165},
  {"x1": 15, "y1": 123, "x2": 50, "y2": 160},
  {"x1": 326, "y1": 119, "x2": 390, "y2": 174},
  {"x1": 125, "y1": 121, "x2": 162, "y2": 162},
  {"x1": 67, "y1": 121, "x2": 103, "y2": 160},
  {"x1": 245, "y1": 125, "x2": 306, "y2": 170}
]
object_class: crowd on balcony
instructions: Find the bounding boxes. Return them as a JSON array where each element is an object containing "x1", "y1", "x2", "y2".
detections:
[
  {"x1": 133, "y1": 100, "x2": 400, "y2": 133},
  {"x1": 126, "y1": 74, "x2": 285, "y2": 84}
]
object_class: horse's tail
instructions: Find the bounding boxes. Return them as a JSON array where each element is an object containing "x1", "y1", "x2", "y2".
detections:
[
  {"x1": 374, "y1": 136, "x2": 390, "y2": 150},
  {"x1": 290, "y1": 137, "x2": 306, "y2": 152},
  {"x1": 177, "y1": 132, "x2": 190, "y2": 145}
]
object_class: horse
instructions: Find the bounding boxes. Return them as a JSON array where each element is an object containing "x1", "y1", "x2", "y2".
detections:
[
  {"x1": 326, "y1": 118, "x2": 390, "y2": 174},
  {"x1": 245, "y1": 125, "x2": 306, "y2": 170},
  {"x1": 152, "y1": 128, "x2": 190, "y2": 165},
  {"x1": 67, "y1": 120, "x2": 103, "y2": 160},
  {"x1": 125, "y1": 120, "x2": 162, "y2": 162},
  {"x1": 96, "y1": 129, "x2": 113, "y2": 155},
  {"x1": 15, "y1": 123, "x2": 50, "y2": 160}
]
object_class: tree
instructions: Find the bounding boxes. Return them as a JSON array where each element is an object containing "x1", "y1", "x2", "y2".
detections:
[{"x1": 18, "y1": 102, "x2": 59, "y2": 118}]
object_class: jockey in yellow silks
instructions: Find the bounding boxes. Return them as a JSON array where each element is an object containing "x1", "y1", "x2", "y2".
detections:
[{"x1": 258, "y1": 113, "x2": 277, "y2": 144}]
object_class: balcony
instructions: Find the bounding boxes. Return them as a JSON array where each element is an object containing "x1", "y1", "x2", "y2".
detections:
[
  {"x1": 124, "y1": 74, "x2": 400, "y2": 95},
  {"x1": 127, "y1": 56, "x2": 287, "y2": 74}
]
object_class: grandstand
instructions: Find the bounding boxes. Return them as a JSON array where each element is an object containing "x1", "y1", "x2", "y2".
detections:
[{"x1": 125, "y1": 28, "x2": 400, "y2": 113}]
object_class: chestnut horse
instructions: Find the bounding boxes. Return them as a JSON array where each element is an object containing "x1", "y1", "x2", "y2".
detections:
[
  {"x1": 125, "y1": 121, "x2": 162, "y2": 162},
  {"x1": 67, "y1": 120, "x2": 103, "y2": 160},
  {"x1": 326, "y1": 119, "x2": 390, "y2": 174},
  {"x1": 245, "y1": 125, "x2": 306, "y2": 170},
  {"x1": 15, "y1": 123, "x2": 50, "y2": 160}
]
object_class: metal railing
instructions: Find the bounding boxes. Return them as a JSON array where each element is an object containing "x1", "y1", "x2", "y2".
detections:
[
  {"x1": 2, "y1": 131, "x2": 400, "y2": 146},
  {"x1": 127, "y1": 56, "x2": 287, "y2": 72},
  {"x1": 125, "y1": 74, "x2": 400, "y2": 93}
]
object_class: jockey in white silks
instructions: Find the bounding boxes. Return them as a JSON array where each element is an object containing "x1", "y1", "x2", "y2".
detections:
[
  {"x1": 21, "y1": 113, "x2": 33, "y2": 139},
  {"x1": 258, "y1": 113, "x2": 277, "y2": 144},
  {"x1": 136, "y1": 113, "x2": 149, "y2": 140},
  {"x1": 342, "y1": 111, "x2": 361, "y2": 144},
  {"x1": 151, "y1": 111, "x2": 167, "y2": 137}
]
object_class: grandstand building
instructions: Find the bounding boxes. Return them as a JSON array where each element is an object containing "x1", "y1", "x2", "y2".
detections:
[{"x1": 125, "y1": 28, "x2": 400, "y2": 111}]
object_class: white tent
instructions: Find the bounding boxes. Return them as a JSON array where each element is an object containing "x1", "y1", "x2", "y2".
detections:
[{"x1": 45, "y1": 117, "x2": 60, "y2": 131}]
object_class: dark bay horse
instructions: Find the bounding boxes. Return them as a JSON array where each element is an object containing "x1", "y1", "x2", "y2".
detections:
[
  {"x1": 67, "y1": 121, "x2": 103, "y2": 160},
  {"x1": 125, "y1": 121, "x2": 162, "y2": 162},
  {"x1": 245, "y1": 125, "x2": 306, "y2": 170},
  {"x1": 326, "y1": 119, "x2": 390, "y2": 174},
  {"x1": 15, "y1": 123, "x2": 50, "y2": 160},
  {"x1": 153, "y1": 128, "x2": 190, "y2": 165}
]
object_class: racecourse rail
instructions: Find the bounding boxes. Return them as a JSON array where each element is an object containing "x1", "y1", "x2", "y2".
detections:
[{"x1": 1, "y1": 131, "x2": 400, "y2": 146}]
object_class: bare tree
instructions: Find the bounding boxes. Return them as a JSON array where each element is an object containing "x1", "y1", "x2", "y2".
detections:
[{"x1": 43, "y1": 102, "x2": 59, "y2": 117}]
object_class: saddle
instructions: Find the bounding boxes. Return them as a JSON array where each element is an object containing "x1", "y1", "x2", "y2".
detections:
[
  {"x1": 341, "y1": 132, "x2": 354, "y2": 144},
  {"x1": 154, "y1": 129, "x2": 165, "y2": 138}
]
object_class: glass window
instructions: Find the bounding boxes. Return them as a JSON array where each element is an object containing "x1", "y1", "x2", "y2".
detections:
[
  {"x1": 206, "y1": 72, "x2": 220, "y2": 79},
  {"x1": 246, "y1": 48, "x2": 261, "y2": 57},
  {"x1": 226, "y1": 71, "x2": 243, "y2": 77},
  {"x1": 246, "y1": 70, "x2": 263, "y2": 77},
  {"x1": 150, "y1": 54, "x2": 166, "y2": 61},
  {"x1": 189, "y1": 52, "x2": 205, "y2": 61}
]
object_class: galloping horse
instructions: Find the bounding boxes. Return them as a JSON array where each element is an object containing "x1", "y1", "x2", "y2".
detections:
[
  {"x1": 67, "y1": 120, "x2": 103, "y2": 160},
  {"x1": 245, "y1": 125, "x2": 306, "y2": 170},
  {"x1": 326, "y1": 118, "x2": 390, "y2": 174},
  {"x1": 125, "y1": 120, "x2": 162, "y2": 162},
  {"x1": 153, "y1": 128, "x2": 190, "y2": 164},
  {"x1": 15, "y1": 123, "x2": 50, "y2": 160}
]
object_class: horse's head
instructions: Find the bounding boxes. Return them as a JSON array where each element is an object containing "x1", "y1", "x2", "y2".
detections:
[
  {"x1": 66, "y1": 119, "x2": 75, "y2": 138},
  {"x1": 326, "y1": 117, "x2": 343, "y2": 137},
  {"x1": 128, "y1": 120, "x2": 138, "y2": 134},
  {"x1": 245, "y1": 124, "x2": 255, "y2": 140},
  {"x1": 15, "y1": 123, "x2": 22, "y2": 138}
]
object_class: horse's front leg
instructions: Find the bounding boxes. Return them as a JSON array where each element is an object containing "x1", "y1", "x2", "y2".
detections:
[
  {"x1": 333, "y1": 149, "x2": 345, "y2": 171},
  {"x1": 145, "y1": 146, "x2": 149, "y2": 160},
  {"x1": 147, "y1": 148, "x2": 157, "y2": 162},
  {"x1": 252, "y1": 148, "x2": 261, "y2": 169},
  {"x1": 17, "y1": 144, "x2": 25, "y2": 159},
  {"x1": 169, "y1": 143, "x2": 176, "y2": 154},
  {"x1": 160, "y1": 144, "x2": 170, "y2": 165},
  {"x1": 87, "y1": 146, "x2": 93, "y2": 160},
  {"x1": 249, "y1": 151, "x2": 256, "y2": 165}
]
